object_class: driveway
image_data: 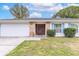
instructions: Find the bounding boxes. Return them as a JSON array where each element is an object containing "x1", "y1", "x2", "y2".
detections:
[{"x1": 0, "y1": 38, "x2": 25, "y2": 56}]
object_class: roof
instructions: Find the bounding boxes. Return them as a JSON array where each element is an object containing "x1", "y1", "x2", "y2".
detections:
[
  {"x1": 0, "y1": 18, "x2": 52, "y2": 20},
  {"x1": 0, "y1": 18, "x2": 79, "y2": 24}
]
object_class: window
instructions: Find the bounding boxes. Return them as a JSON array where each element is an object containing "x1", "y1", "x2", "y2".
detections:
[
  {"x1": 70, "y1": 23, "x2": 78, "y2": 32},
  {"x1": 55, "y1": 24, "x2": 61, "y2": 33}
]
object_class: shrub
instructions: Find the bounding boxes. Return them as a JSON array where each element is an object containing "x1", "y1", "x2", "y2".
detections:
[
  {"x1": 64, "y1": 28, "x2": 76, "y2": 38},
  {"x1": 47, "y1": 29, "x2": 56, "y2": 37}
]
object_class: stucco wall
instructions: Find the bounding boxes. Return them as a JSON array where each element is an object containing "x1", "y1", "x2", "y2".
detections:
[
  {"x1": 29, "y1": 22, "x2": 51, "y2": 36},
  {"x1": 50, "y1": 23, "x2": 67, "y2": 37},
  {"x1": 46, "y1": 22, "x2": 51, "y2": 35},
  {"x1": 50, "y1": 23, "x2": 79, "y2": 37},
  {"x1": 29, "y1": 22, "x2": 35, "y2": 36},
  {"x1": 0, "y1": 22, "x2": 79, "y2": 37}
]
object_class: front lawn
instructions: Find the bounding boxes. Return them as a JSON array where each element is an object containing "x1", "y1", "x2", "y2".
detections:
[{"x1": 7, "y1": 37, "x2": 79, "y2": 56}]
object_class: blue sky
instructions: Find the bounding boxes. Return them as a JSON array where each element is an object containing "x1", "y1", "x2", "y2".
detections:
[{"x1": 0, "y1": 3, "x2": 79, "y2": 19}]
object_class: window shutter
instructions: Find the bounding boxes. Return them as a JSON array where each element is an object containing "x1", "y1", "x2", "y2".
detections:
[
  {"x1": 61, "y1": 23, "x2": 64, "y2": 33},
  {"x1": 52, "y1": 23, "x2": 55, "y2": 30}
]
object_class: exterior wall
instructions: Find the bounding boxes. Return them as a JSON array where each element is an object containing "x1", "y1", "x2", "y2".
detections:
[
  {"x1": 56, "y1": 23, "x2": 64, "y2": 37},
  {"x1": 64, "y1": 23, "x2": 79, "y2": 37},
  {"x1": 46, "y1": 22, "x2": 51, "y2": 36},
  {"x1": 1, "y1": 24, "x2": 29, "y2": 37},
  {"x1": 51, "y1": 23, "x2": 64, "y2": 37},
  {"x1": 0, "y1": 22, "x2": 79, "y2": 37},
  {"x1": 29, "y1": 22, "x2": 35, "y2": 36},
  {"x1": 64, "y1": 23, "x2": 69, "y2": 28},
  {"x1": 51, "y1": 23, "x2": 79, "y2": 37},
  {"x1": 74, "y1": 23, "x2": 79, "y2": 37},
  {"x1": 29, "y1": 22, "x2": 51, "y2": 36},
  {"x1": 0, "y1": 22, "x2": 51, "y2": 37}
]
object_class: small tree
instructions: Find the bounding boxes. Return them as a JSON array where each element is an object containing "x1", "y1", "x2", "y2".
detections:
[
  {"x1": 47, "y1": 30, "x2": 56, "y2": 37},
  {"x1": 64, "y1": 28, "x2": 76, "y2": 38},
  {"x1": 10, "y1": 4, "x2": 29, "y2": 19}
]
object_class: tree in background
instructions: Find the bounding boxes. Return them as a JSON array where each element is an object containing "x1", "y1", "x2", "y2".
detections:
[
  {"x1": 10, "y1": 4, "x2": 29, "y2": 19},
  {"x1": 53, "y1": 6, "x2": 79, "y2": 18}
]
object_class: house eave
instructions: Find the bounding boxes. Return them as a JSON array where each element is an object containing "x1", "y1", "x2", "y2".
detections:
[{"x1": 0, "y1": 18, "x2": 79, "y2": 24}]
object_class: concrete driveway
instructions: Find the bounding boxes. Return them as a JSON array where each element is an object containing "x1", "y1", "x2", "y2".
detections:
[{"x1": 0, "y1": 38, "x2": 25, "y2": 56}]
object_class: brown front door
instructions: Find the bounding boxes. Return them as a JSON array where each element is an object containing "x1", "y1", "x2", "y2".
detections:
[{"x1": 36, "y1": 24, "x2": 45, "y2": 35}]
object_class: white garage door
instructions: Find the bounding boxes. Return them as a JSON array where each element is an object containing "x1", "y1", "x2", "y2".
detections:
[{"x1": 1, "y1": 24, "x2": 29, "y2": 37}]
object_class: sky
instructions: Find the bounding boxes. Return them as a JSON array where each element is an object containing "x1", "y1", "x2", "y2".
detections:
[{"x1": 0, "y1": 3, "x2": 79, "y2": 19}]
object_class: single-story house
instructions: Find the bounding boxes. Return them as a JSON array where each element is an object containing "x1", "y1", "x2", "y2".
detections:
[{"x1": 0, "y1": 18, "x2": 79, "y2": 37}]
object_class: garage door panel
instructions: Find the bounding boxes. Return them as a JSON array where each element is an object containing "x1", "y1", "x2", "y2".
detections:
[{"x1": 1, "y1": 24, "x2": 29, "y2": 37}]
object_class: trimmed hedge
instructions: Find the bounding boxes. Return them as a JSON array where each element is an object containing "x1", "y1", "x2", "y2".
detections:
[
  {"x1": 47, "y1": 29, "x2": 56, "y2": 37},
  {"x1": 64, "y1": 28, "x2": 76, "y2": 38}
]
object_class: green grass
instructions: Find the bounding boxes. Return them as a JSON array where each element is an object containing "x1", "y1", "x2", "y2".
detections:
[{"x1": 7, "y1": 37, "x2": 79, "y2": 56}]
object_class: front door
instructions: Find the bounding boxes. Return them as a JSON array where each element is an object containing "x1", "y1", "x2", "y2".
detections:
[{"x1": 36, "y1": 24, "x2": 45, "y2": 35}]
